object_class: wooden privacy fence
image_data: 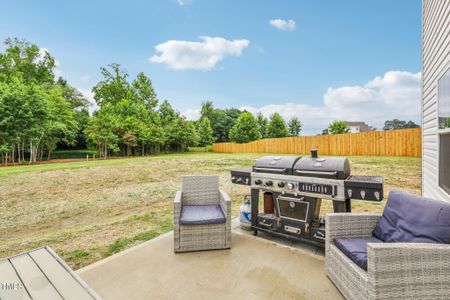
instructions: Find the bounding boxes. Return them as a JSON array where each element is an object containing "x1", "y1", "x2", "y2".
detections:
[{"x1": 213, "y1": 128, "x2": 422, "y2": 157}]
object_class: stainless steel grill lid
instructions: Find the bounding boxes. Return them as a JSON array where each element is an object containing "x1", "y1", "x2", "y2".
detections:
[
  {"x1": 293, "y1": 150, "x2": 350, "y2": 179},
  {"x1": 253, "y1": 156, "x2": 301, "y2": 175}
]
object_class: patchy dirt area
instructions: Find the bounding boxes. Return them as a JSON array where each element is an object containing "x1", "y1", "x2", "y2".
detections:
[{"x1": 0, "y1": 153, "x2": 421, "y2": 269}]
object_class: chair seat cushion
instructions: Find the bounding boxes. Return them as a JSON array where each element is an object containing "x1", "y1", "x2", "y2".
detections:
[
  {"x1": 180, "y1": 205, "x2": 226, "y2": 225},
  {"x1": 334, "y1": 237, "x2": 384, "y2": 270},
  {"x1": 373, "y1": 190, "x2": 450, "y2": 243}
]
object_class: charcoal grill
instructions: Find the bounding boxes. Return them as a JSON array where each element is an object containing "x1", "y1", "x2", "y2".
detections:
[{"x1": 231, "y1": 149, "x2": 383, "y2": 246}]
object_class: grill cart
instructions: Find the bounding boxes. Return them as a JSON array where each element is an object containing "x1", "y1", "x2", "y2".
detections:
[{"x1": 231, "y1": 149, "x2": 383, "y2": 246}]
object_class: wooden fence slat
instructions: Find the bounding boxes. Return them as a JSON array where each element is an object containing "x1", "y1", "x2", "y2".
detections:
[{"x1": 213, "y1": 128, "x2": 421, "y2": 157}]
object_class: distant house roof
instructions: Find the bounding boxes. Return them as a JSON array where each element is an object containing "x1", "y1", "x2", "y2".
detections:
[{"x1": 346, "y1": 121, "x2": 374, "y2": 133}]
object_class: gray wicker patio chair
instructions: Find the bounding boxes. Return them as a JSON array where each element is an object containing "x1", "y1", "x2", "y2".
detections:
[
  {"x1": 174, "y1": 175, "x2": 231, "y2": 253},
  {"x1": 325, "y1": 212, "x2": 450, "y2": 300}
]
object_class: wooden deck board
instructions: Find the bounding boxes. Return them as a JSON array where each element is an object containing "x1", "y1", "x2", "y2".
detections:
[
  {"x1": 0, "y1": 260, "x2": 32, "y2": 300},
  {"x1": 9, "y1": 254, "x2": 63, "y2": 300},
  {"x1": 1, "y1": 246, "x2": 100, "y2": 300},
  {"x1": 29, "y1": 248, "x2": 95, "y2": 300}
]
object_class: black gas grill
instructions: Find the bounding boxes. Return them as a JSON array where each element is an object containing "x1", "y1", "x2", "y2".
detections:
[
  {"x1": 293, "y1": 149, "x2": 350, "y2": 179},
  {"x1": 231, "y1": 149, "x2": 383, "y2": 246},
  {"x1": 253, "y1": 155, "x2": 301, "y2": 175}
]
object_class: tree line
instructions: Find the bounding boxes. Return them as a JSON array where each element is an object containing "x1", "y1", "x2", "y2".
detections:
[
  {"x1": 198, "y1": 101, "x2": 303, "y2": 144},
  {"x1": 0, "y1": 38, "x2": 89, "y2": 164},
  {"x1": 86, "y1": 63, "x2": 199, "y2": 157},
  {"x1": 0, "y1": 38, "x2": 200, "y2": 164},
  {"x1": 0, "y1": 38, "x2": 421, "y2": 164}
]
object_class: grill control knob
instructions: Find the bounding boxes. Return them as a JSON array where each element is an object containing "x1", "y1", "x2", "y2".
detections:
[
  {"x1": 287, "y1": 183, "x2": 294, "y2": 190},
  {"x1": 254, "y1": 179, "x2": 262, "y2": 185},
  {"x1": 278, "y1": 182, "x2": 285, "y2": 188},
  {"x1": 265, "y1": 180, "x2": 273, "y2": 186}
]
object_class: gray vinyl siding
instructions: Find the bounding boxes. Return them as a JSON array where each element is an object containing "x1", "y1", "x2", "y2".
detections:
[{"x1": 422, "y1": 0, "x2": 450, "y2": 201}]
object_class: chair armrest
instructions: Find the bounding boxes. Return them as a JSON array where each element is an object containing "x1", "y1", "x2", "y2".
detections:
[
  {"x1": 173, "y1": 191, "x2": 182, "y2": 251},
  {"x1": 219, "y1": 190, "x2": 231, "y2": 218},
  {"x1": 367, "y1": 243, "x2": 450, "y2": 289},
  {"x1": 174, "y1": 191, "x2": 182, "y2": 221},
  {"x1": 219, "y1": 190, "x2": 232, "y2": 248},
  {"x1": 325, "y1": 212, "x2": 382, "y2": 251}
]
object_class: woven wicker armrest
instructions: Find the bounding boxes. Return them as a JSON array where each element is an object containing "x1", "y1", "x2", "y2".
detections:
[
  {"x1": 367, "y1": 243, "x2": 450, "y2": 295},
  {"x1": 174, "y1": 191, "x2": 182, "y2": 219},
  {"x1": 173, "y1": 191, "x2": 182, "y2": 252},
  {"x1": 219, "y1": 190, "x2": 232, "y2": 247},
  {"x1": 368, "y1": 242, "x2": 450, "y2": 274},
  {"x1": 325, "y1": 213, "x2": 382, "y2": 251},
  {"x1": 219, "y1": 190, "x2": 231, "y2": 218}
]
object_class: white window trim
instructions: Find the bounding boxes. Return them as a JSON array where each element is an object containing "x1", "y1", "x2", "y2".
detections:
[{"x1": 437, "y1": 68, "x2": 450, "y2": 196}]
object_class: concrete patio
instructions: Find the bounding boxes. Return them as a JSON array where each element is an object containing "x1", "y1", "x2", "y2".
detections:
[{"x1": 78, "y1": 220, "x2": 342, "y2": 300}]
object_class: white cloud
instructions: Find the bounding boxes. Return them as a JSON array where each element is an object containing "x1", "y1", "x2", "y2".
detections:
[
  {"x1": 241, "y1": 71, "x2": 421, "y2": 135},
  {"x1": 181, "y1": 108, "x2": 200, "y2": 120},
  {"x1": 78, "y1": 89, "x2": 98, "y2": 115},
  {"x1": 269, "y1": 19, "x2": 296, "y2": 31},
  {"x1": 149, "y1": 36, "x2": 250, "y2": 71}
]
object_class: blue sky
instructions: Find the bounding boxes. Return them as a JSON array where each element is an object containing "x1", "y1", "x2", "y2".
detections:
[{"x1": 0, "y1": 0, "x2": 422, "y2": 134}]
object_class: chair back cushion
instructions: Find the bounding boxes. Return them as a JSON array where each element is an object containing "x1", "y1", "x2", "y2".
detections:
[
  {"x1": 373, "y1": 190, "x2": 450, "y2": 243},
  {"x1": 182, "y1": 175, "x2": 220, "y2": 205}
]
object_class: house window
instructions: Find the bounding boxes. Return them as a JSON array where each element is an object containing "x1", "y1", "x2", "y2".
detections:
[
  {"x1": 440, "y1": 134, "x2": 450, "y2": 194},
  {"x1": 438, "y1": 68, "x2": 450, "y2": 194}
]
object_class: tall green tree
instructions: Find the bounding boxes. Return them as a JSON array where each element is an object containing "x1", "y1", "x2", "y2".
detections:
[
  {"x1": 86, "y1": 62, "x2": 204, "y2": 156},
  {"x1": 229, "y1": 112, "x2": 261, "y2": 143},
  {"x1": 165, "y1": 118, "x2": 199, "y2": 151},
  {"x1": 199, "y1": 101, "x2": 241, "y2": 142},
  {"x1": 197, "y1": 117, "x2": 215, "y2": 146},
  {"x1": 92, "y1": 63, "x2": 130, "y2": 106},
  {"x1": 327, "y1": 121, "x2": 350, "y2": 134},
  {"x1": 0, "y1": 38, "x2": 82, "y2": 164},
  {"x1": 209, "y1": 109, "x2": 231, "y2": 142},
  {"x1": 267, "y1": 113, "x2": 289, "y2": 138},
  {"x1": 0, "y1": 38, "x2": 55, "y2": 84},
  {"x1": 87, "y1": 64, "x2": 168, "y2": 157},
  {"x1": 256, "y1": 112, "x2": 268, "y2": 138},
  {"x1": 56, "y1": 77, "x2": 89, "y2": 109},
  {"x1": 288, "y1": 117, "x2": 303, "y2": 136},
  {"x1": 132, "y1": 72, "x2": 158, "y2": 111},
  {"x1": 0, "y1": 81, "x2": 46, "y2": 163},
  {"x1": 159, "y1": 100, "x2": 178, "y2": 127},
  {"x1": 85, "y1": 106, "x2": 119, "y2": 158},
  {"x1": 200, "y1": 101, "x2": 214, "y2": 120},
  {"x1": 56, "y1": 77, "x2": 89, "y2": 148},
  {"x1": 222, "y1": 108, "x2": 242, "y2": 141},
  {"x1": 42, "y1": 85, "x2": 78, "y2": 159}
]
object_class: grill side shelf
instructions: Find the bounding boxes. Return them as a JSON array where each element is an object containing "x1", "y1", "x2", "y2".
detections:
[
  {"x1": 344, "y1": 175, "x2": 384, "y2": 201},
  {"x1": 231, "y1": 169, "x2": 252, "y2": 185}
]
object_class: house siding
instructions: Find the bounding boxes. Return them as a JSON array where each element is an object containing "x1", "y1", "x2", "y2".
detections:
[{"x1": 422, "y1": 0, "x2": 450, "y2": 201}]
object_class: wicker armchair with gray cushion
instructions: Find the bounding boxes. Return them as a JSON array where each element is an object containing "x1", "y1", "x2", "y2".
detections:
[
  {"x1": 174, "y1": 175, "x2": 231, "y2": 253},
  {"x1": 326, "y1": 190, "x2": 450, "y2": 300}
]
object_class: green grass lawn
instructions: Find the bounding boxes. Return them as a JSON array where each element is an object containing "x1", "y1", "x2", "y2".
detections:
[{"x1": 0, "y1": 152, "x2": 421, "y2": 269}]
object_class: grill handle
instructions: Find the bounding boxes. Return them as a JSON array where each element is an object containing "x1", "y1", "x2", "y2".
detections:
[
  {"x1": 294, "y1": 170, "x2": 338, "y2": 177},
  {"x1": 253, "y1": 167, "x2": 287, "y2": 173}
]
